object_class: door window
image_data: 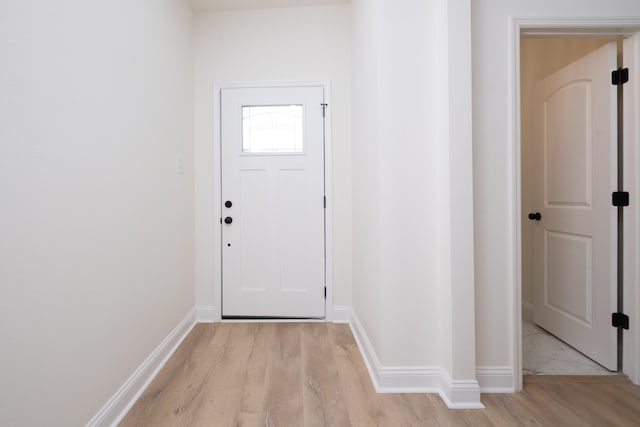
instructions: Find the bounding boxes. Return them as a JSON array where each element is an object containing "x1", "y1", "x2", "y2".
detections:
[{"x1": 242, "y1": 105, "x2": 304, "y2": 153}]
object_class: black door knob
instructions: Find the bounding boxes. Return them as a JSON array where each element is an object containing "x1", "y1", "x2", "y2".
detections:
[
  {"x1": 224, "y1": 216, "x2": 233, "y2": 224},
  {"x1": 225, "y1": 201, "x2": 232, "y2": 208},
  {"x1": 528, "y1": 212, "x2": 541, "y2": 221}
]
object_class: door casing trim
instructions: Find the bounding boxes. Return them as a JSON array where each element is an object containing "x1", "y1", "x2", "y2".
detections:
[
  {"x1": 212, "y1": 80, "x2": 334, "y2": 322},
  {"x1": 510, "y1": 17, "x2": 640, "y2": 391}
]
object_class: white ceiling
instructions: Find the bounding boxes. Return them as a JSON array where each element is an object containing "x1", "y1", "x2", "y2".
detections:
[{"x1": 189, "y1": 0, "x2": 350, "y2": 12}]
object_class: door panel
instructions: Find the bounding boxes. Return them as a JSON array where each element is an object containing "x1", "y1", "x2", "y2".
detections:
[
  {"x1": 545, "y1": 231, "x2": 592, "y2": 325},
  {"x1": 221, "y1": 86, "x2": 325, "y2": 318},
  {"x1": 279, "y1": 168, "x2": 310, "y2": 291},
  {"x1": 545, "y1": 81, "x2": 591, "y2": 206},
  {"x1": 533, "y1": 42, "x2": 617, "y2": 370},
  {"x1": 239, "y1": 168, "x2": 270, "y2": 292}
]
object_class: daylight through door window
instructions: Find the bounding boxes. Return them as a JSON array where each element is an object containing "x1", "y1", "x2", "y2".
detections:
[{"x1": 242, "y1": 105, "x2": 304, "y2": 153}]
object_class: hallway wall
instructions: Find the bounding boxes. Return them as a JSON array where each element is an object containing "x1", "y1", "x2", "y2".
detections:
[
  {"x1": 350, "y1": 0, "x2": 448, "y2": 367},
  {"x1": 0, "y1": 1, "x2": 195, "y2": 425}
]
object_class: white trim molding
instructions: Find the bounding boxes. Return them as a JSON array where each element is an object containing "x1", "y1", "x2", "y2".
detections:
[
  {"x1": 476, "y1": 367, "x2": 515, "y2": 393},
  {"x1": 517, "y1": 17, "x2": 640, "y2": 37},
  {"x1": 86, "y1": 309, "x2": 197, "y2": 427},
  {"x1": 332, "y1": 305, "x2": 352, "y2": 323},
  {"x1": 349, "y1": 310, "x2": 483, "y2": 409},
  {"x1": 439, "y1": 371, "x2": 484, "y2": 410},
  {"x1": 349, "y1": 311, "x2": 441, "y2": 393},
  {"x1": 623, "y1": 33, "x2": 640, "y2": 386},
  {"x1": 195, "y1": 305, "x2": 216, "y2": 323}
]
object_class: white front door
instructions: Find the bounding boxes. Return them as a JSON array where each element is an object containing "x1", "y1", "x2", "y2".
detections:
[
  {"x1": 532, "y1": 42, "x2": 618, "y2": 370},
  {"x1": 221, "y1": 86, "x2": 326, "y2": 318}
]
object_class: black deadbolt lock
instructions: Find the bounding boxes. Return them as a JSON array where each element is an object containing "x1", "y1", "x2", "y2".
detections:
[
  {"x1": 225, "y1": 201, "x2": 232, "y2": 208},
  {"x1": 224, "y1": 216, "x2": 233, "y2": 224}
]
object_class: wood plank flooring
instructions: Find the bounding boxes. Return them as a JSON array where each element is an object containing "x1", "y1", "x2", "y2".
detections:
[{"x1": 120, "y1": 323, "x2": 640, "y2": 427}]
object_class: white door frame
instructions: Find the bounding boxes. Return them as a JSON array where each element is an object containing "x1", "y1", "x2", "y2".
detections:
[
  {"x1": 509, "y1": 17, "x2": 640, "y2": 390},
  {"x1": 212, "y1": 80, "x2": 334, "y2": 322}
]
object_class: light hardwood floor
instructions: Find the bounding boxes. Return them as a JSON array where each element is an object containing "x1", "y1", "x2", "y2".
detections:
[{"x1": 120, "y1": 323, "x2": 640, "y2": 426}]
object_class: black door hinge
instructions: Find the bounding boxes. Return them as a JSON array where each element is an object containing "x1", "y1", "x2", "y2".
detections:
[
  {"x1": 612, "y1": 312, "x2": 630, "y2": 330},
  {"x1": 324, "y1": 286, "x2": 327, "y2": 299},
  {"x1": 323, "y1": 196, "x2": 326, "y2": 208},
  {"x1": 612, "y1": 191, "x2": 629, "y2": 207},
  {"x1": 220, "y1": 217, "x2": 222, "y2": 224},
  {"x1": 612, "y1": 68, "x2": 629, "y2": 85},
  {"x1": 321, "y1": 103, "x2": 328, "y2": 117}
]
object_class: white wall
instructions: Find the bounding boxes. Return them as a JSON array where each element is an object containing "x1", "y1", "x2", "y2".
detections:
[
  {"x1": 193, "y1": 5, "x2": 352, "y2": 311},
  {"x1": 376, "y1": 0, "x2": 446, "y2": 367},
  {"x1": 351, "y1": 0, "x2": 457, "y2": 369},
  {"x1": 471, "y1": 0, "x2": 640, "y2": 377},
  {"x1": 520, "y1": 38, "x2": 613, "y2": 312},
  {"x1": 0, "y1": 1, "x2": 194, "y2": 425},
  {"x1": 351, "y1": 0, "x2": 382, "y2": 355},
  {"x1": 350, "y1": 3, "x2": 480, "y2": 406}
]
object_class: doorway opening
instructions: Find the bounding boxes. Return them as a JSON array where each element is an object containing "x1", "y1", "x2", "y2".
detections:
[
  {"x1": 511, "y1": 18, "x2": 640, "y2": 391},
  {"x1": 520, "y1": 37, "x2": 620, "y2": 375}
]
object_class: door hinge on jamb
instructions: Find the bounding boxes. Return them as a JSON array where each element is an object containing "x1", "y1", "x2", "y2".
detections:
[
  {"x1": 612, "y1": 68, "x2": 629, "y2": 85},
  {"x1": 612, "y1": 312, "x2": 630, "y2": 329},
  {"x1": 219, "y1": 217, "x2": 222, "y2": 224},
  {"x1": 324, "y1": 286, "x2": 327, "y2": 299},
  {"x1": 612, "y1": 191, "x2": 629, "y2": 207},
  {"x1": 323, "y1": 196, "x2": 326, "y2": 208},
  {"x1": 321, "y1": 103, "x2": 328, "y2": 117}
]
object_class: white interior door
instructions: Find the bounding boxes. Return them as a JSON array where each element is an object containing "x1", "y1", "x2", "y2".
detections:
[
  {"x1": 221, "y1": 86, "x2": 325, "y2": 318},
  {"x1": 532, "y1": 42, "x2": 618, "y2": 370}
]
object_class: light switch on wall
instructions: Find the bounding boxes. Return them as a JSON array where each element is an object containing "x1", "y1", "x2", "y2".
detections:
[{"x1": 175, "y1": 158, "x2": 185, "y2": 175}]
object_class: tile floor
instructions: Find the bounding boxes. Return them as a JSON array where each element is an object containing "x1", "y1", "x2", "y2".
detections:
[{"x1": 523, "y1": 319, "x2": 616, "y2": 375}]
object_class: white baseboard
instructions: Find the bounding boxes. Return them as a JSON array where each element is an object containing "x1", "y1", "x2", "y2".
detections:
[
  {"x1": 347, "y1": 309, "x2": 384, "y2": 390},
  {"x1": 439, "y1": 370, "x2": 484, "y2": 409},
  {"x1": 332, "y1": 305, "x2": 352, "y2": 323},
  {"x1": 522, "y1": 300, "x2": 533, "y2": 322},
  {"x1": 377, "y1": 366, "x2": 443, "y2": 393},
  {"x1": 349, "y1": 310, "x2": 483, "y2": 408},
  {"x1": 348, "y1": 311, "x2": 440, "y2": 393},
  {"x1": 86, "y1": 308, "x2": 197, "y2": 427},
  {"x1": 476, "y1": 366, "x2": 515, "y2": 393},
  {"x1": 195, "y1": 305, "x2": 217, "y2": 323}
]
